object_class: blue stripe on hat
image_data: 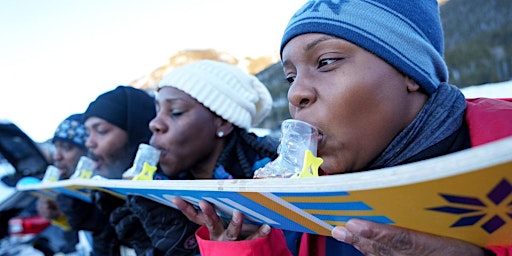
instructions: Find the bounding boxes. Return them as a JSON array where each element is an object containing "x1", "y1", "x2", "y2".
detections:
[{"x1": 280, "y1": 0, "x2": 448, "y2": 95}]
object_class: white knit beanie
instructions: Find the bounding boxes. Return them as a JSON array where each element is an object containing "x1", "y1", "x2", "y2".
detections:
[{"x1": 157, "y1": 60, "x2": 273, "y2": 130}]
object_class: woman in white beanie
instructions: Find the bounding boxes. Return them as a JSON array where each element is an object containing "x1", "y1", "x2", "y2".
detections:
[
  {"x1": 150, "y1": 59, "x2": 277, "y2": 179},
  {"x1": 110, "y1": 60, "x2": 278, "y2": 255}
]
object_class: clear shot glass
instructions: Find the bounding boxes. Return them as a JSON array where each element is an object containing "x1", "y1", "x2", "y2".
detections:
[
  {"x1": 70, "y1": 156, "x2": 96, "y2": 179},
  {"x1": 42, "y1": 165, "x2": 61, "y2": 182},
  {"x1": 122, "y1": 143, "x2": 161, "y2": 179},
  {"x1": 254, "y1": 119, "x2": 319, "y2": 178}
]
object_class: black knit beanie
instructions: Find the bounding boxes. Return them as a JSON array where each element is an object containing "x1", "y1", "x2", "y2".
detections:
[{"x1": 83, "y1": 85, "x2": 156, "y2": 146}]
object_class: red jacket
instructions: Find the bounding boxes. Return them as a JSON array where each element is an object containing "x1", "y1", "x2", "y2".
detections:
[
  {"x1": 196, "y1": 98, "x2": 512, "y2": 256},
  {"x1": 465, "y1": 98, "x2": 512, "y2": 256}
]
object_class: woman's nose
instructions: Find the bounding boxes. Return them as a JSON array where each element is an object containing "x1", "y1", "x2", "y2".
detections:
[
  {"x1": 52, "y1": 149, "x2": 63, "y2": 161},
  {"x1": 85, "y1": 134, "x2": 96, "y2": 149},
  {"x1": 149, "y1": 114, "x2": 166, "y2": 134},
  {"x1": 287, "y1": 75, "x2": 315, "y2": 113}
]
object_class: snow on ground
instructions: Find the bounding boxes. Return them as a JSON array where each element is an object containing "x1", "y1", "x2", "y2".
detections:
[{"x1": 460, "y1": 79, "x2": 512, "y2": 99}]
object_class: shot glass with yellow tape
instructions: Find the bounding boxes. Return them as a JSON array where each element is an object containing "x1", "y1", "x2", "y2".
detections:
[
  {"x1": 70, "y1": 156, "x2": 96, "y2": 179},
  {"x1": 123, "y1": 143, "x2": 161, "y2": 180},
  {"x1": 42, "y1": 165, "x2": 61, "y2": 182},
  {"x1": 254, "y1": 119, "x2": 323, "y2": 178}
]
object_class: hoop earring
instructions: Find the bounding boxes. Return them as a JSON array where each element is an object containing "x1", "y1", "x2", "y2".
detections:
[{"x1": 217, "y1": 131, "x2": 224, "y2": 137}]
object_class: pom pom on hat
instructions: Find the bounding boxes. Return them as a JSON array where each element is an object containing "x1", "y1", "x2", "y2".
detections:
[
  {"x1": 157, "y1": 60, "x2": 273, "y2": 130},
  {"x1": 280, "y1": 0, "x2": 448, "y2": 95},
  {"x1": 52, "y1": 113, "x2": 87, "y2": 149}
]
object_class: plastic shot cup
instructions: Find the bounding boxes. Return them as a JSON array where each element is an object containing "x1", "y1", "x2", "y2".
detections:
[
  {"x1": 42, "y1": 165, "x2": 61, "y2": 182},
  {"x1": 70, "y1": 156, "x2": 96, "y2": 179},
  {"x1": 254, "y1": 119, "x2": 319, "y2": 178},
  {"x1": 122, "y1": 143, "x2": 161, "y2": 180}
]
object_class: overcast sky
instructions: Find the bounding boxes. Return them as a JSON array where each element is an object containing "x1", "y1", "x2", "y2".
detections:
[
  {"x1": 0, "y1": 0, "x2": 305, "y2": 142},
  {"x1": 1, "y1": 0, "x2": 511, "y2": 143}
]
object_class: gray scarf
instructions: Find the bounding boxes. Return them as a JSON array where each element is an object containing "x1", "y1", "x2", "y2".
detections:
[{"x1": 368, "y1": 83, "x2": 466, "y2": 169}]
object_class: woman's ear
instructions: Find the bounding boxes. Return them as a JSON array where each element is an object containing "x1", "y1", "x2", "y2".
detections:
[
  {"x1": 405, "y1": 76, "x2": 421, "y2": 92},
  {"x1": 215, "y1": 117, "x2": 234, "y2": 138}
]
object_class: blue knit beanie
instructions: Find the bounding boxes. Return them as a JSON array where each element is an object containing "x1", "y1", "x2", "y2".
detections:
[
  {"x1": 280, "y1": 0, "x2": 448, "y2": 95},
  {"x1": 52, "y1": 113, "x2": 87, "y2": 149}
]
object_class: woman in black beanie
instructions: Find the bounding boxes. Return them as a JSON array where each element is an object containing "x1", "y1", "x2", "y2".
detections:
[
  {"x1": 57, "y1": 85, "x2": 156, "y2": 256},
  {"x1": 82, "y1": 85, "x2": 155, "y2": 179}
]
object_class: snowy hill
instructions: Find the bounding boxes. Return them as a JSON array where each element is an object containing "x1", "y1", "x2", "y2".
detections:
[{"x1": 460, "y1": 80, "x2": 512, "y2": 98}]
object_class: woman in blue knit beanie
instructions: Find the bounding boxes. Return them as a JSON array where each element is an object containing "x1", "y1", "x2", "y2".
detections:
[
  {"x1": 36, "y1": 113, "x2": 87, "y2": 254},
  {"x1": 177, "y1": 0, "x2": 512, "y2": 255},
  {"x1": 51, "y1": 113, "x2": 88, "y2": 179}
]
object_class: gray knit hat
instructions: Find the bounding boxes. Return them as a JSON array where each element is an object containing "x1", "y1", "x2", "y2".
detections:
[
  {"x1": 280, "y1": 0, "x2": 448, "y2": 95},
  {"x1": 157, "y1": 60, "x2": 273, "y2": 129}
]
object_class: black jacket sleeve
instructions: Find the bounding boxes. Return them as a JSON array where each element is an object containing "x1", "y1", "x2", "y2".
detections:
[
  {"x1": 127, "y1": 195, "x2": 200, "y2": 256},
  {"x1": 56, "y1": 194, "x2": 107, "y2": 232},
  {"x1": 110, "y1": 203, "x2": 152, "y2": 255}
]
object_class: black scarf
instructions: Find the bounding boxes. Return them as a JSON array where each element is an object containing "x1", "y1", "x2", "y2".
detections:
[{"x1": 368, "y1": 83, "x2": 468, "y2": 170}]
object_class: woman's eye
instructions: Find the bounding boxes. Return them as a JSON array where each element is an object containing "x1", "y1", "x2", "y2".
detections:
[
  {"x1": 97, "y1": 129, "x2": 108, "y2": 136},
  {"x1": 318, "y1": 58, "x2": 338, "y2": 68},
  {"x1": 61, "y1": 144, "x2": 73, "y2": 151},
  {"x1": 286, "y1": 76, "x2": 295, "y2": 85},
  {"x1": 171, "y1": 111, "x2": 183, "y2": 117}
]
